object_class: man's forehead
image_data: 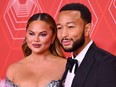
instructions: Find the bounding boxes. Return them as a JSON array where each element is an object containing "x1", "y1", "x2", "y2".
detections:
[
  {"x1": 57, "y1": 11, "x2": 81, "y2": 24},
  {"x1": 59, "y1": 10, "x2": 81, "y2": 16}
]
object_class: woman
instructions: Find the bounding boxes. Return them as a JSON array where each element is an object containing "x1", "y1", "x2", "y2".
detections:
[{"x1": 5, "y1": 13, "x2": 66, "y2": 87}]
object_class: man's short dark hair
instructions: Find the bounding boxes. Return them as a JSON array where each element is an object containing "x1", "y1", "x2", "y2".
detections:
[{"x1": 60, "y1": 3, "x2": 92, "y2": 23}]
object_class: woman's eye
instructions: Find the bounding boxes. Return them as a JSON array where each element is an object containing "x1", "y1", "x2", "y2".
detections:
[
  {"x1": 40, "y1": 34, "x2": 47, "y2": 37},
  {"x1": 29, "y1": 32, "x2": 34, "y2": 35}
]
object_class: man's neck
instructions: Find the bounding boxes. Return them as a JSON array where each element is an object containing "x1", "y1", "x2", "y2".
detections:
[{"x1": 73, "y1": 39, "x2": 91, "y2": 56}]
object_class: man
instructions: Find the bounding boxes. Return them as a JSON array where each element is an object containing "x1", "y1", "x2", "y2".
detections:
[{"x1": 56, "y1": 3, "x2": 116, "y2": 87}]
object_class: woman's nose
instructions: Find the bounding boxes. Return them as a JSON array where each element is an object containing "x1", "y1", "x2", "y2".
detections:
[{"x1": 34, "y1": 36, "x2": 39, "y2": 42}]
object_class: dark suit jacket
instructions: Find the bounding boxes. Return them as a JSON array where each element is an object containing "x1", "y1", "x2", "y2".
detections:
[{"x1": 60, "y1": 42, "x2": 116, "y2": 87}]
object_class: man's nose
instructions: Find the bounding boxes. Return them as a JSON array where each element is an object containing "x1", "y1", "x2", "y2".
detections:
[{"x1": 61, "y1": 28, "x2": 68, "y2": 38}]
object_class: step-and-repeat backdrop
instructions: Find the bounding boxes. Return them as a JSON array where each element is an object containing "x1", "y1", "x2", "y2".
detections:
[{"x1": 0, "y1": 0, "x2": 116, "y2": 79}]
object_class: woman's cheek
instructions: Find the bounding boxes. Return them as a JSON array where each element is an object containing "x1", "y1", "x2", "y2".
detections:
[{"x1": 26, "y1": 36, "x2": 34, "y2": 43}]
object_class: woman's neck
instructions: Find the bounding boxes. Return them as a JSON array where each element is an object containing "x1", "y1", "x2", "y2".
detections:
[{"x1": 27, "y1": 51, "x2": 52, "y2": 63}]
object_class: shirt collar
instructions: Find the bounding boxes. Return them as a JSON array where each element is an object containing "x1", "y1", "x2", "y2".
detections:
[{"x1": 72, "y1": 40, "x2": 93, "y2": 66}]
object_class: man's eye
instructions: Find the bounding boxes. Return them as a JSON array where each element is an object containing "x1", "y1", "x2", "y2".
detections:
[
  {"x1": 57, "y1": 25, "x2": 62, "y2": 30},
  {"x1": 68, "y1": 26, "x2": 74, "y2": 28},
  {"x1": 57, "y1": 26, "x2": 62, "y2": 30}
]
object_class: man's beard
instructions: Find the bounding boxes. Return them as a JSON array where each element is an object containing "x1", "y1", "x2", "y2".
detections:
[{"x1": 61, "y1": 33, "x2": 85, "y2": 52}]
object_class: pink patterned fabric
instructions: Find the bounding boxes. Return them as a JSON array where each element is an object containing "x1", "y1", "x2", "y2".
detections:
[
  {"x1": 0, "y1": 79, "x2": 17, "y2": 87},
  {"x1": 0, "y1": 79, "x2": 7, "y2": 87}
]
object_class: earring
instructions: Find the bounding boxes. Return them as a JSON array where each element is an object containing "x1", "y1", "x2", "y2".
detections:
[{"x1": 51, "y1": 41, "x2": 53, "y2": 45}]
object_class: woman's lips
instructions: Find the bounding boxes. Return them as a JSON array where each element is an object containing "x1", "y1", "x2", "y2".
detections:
[{"x1": 32, "y1": 44, "x2": 41, "y2": 48}]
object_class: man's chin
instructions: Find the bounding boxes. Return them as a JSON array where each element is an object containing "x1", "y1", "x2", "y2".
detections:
[
  {"x1": 63, "y1": 47, "x2": 73, "y2": 52},
  {"x1": 61, "y1": 44, "x2": 73, "y2": 52}
]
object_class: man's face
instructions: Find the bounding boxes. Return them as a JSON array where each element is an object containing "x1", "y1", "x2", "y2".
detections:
[{"x1": 57, "y1": 11, "x2": 86, "y2": 52}]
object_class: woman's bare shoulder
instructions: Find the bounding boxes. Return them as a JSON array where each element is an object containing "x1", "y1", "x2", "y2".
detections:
[
  {"x1": 54, "y1": 56, "x2": 67, "y2": 65},
  {"x1": 6, "y1": 57, "x2": 26, "y2": 80}
]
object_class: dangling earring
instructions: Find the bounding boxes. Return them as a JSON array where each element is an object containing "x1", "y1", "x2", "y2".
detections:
[{"x1": 51, "y1": 41, "x2": 53, "y2": 45}]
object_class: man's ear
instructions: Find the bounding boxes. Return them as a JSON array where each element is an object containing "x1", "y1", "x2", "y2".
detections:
[{"x1": 84, "y1": 23, "x2": 91, "y2": 36}]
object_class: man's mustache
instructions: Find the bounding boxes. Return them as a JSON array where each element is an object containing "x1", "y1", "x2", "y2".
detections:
[{"x1": 61, "y1": 38, "x2": 72, "y2": 43}]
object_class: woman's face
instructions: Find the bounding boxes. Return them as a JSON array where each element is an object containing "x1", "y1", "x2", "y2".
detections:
[{"x1": 26, "y1": 20, "x2": 55, "y2": 54}]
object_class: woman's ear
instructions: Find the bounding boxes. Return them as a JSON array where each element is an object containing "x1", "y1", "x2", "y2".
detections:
[
  {"x1": 51, "y1": 33, "x2": 56, "y2": 44},
  {"x1": 84, "y1": 23, "x2": 91, "y2": 36}
]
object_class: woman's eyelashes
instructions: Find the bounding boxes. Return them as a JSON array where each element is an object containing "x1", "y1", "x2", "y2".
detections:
[
  {"x1": 29, "y1": 32, "x2": 35, "y2": 35},
  {"x1": 29, "y1": 32, "x2": 47, "y2": 37},
  {"x1": 39, "y1": 33, "x2": 47, "y2": 37}
]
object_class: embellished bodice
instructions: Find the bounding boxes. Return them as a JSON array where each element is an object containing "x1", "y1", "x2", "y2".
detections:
[{"x1": 1, "y1": 78, "x2": 60, "y2": 87}]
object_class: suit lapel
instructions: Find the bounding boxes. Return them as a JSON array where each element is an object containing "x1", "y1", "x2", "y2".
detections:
[{"x1": 72, "y1": 43, "x2": 97, "y2": 87}]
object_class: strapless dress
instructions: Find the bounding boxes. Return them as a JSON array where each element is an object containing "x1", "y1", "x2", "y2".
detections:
[{"x1": 0, "y1": 78, "x2": 60, "y2": 87}]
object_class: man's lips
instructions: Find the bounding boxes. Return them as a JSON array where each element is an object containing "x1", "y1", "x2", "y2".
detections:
[{"x1": 61, "y1": 40, "x2": 71, "y2": 46}]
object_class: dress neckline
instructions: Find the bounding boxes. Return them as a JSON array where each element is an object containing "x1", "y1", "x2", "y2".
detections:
[{"x1": 6, "y1": 77, "x2": 60, "y2": 87}]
